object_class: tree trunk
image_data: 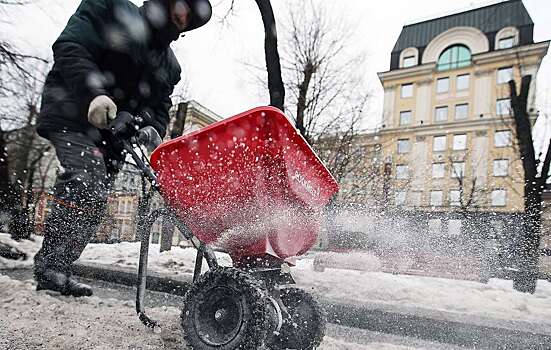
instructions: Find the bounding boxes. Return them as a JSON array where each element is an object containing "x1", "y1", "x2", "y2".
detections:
[
  {"x1": 159, "y1": 219, "x2": 175, "y2": 252},
  {"x1": 0, "y1": 128, "x2": 13, "y2": 209},
  {"x1": 509, "y1": 75, "x2": 542, "y2": 293},
  {"x1": 296, "y1": 63, "x2": 314, "y2": 143},
  {"x1": 254, "y1": 0, "x2": 285, "y2": 111}
]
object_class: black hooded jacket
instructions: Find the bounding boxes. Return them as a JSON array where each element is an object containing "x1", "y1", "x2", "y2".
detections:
[{"x1": 37, "y1": 0, "x2": 182, "y2": 140}]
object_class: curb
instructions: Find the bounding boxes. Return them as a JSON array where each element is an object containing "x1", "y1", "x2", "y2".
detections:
[{"x1": 73, "y1": 262, "x2": 551, "y2": 350}]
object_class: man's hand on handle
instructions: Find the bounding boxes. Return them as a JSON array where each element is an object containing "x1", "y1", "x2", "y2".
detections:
[
  {"x1": 108, "y1": 111, "x2": 161, "y2": 152},
  {"x1": 87, "y1": 95, "x2": 117, "y2": 129}
]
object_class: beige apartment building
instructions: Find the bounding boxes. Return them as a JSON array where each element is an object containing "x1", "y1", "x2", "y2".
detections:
[{"x1": 376, "y1": 0, "x2": 549, "y2": 213}]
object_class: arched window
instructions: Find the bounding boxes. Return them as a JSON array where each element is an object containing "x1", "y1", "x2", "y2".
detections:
[{"x1": 437, "y1": 45, "x2": 471, "y2": 71}]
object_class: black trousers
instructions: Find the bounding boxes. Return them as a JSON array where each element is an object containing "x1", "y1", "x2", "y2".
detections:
[{"x1": 34, "y1": 130, "x2": 121, "y2": 276}]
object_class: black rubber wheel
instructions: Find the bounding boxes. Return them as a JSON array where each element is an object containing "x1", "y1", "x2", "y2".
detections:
[
  {"x1": 180, "y1": 267, "x2": 269, "y2": 350},
  {"x1": 268, "y1": 288, "x2": 326, "y2": 350}
]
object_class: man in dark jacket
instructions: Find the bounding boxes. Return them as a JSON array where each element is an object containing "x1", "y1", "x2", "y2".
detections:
[{"x1": 34, "y1": 0, "x2": 212, "y2": 297}]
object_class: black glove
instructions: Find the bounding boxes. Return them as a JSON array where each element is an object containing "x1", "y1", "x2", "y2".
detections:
[
  {"x1": 109, "y1": 111, "x2": 140, "y2": 139},
  {"x1": 137, "y1": 126, "x2": 162, "y2": 153}
]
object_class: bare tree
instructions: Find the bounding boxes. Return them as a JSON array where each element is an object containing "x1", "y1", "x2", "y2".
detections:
[
  {"x1": 448, "y1": 154, "x2": 490, "y2": 215},
  {"x1": 2, "y1": 62, "x2": 52, "y2": 240},
  {"x1": 278, "y1": 0, "x2": 370, "y2": 190},
  {"x1": 0, "y1": 0, "x2": 49, "y2": 231},
  {"x1": 509, "y1": 75, "x2": 551, "y2": 293}
]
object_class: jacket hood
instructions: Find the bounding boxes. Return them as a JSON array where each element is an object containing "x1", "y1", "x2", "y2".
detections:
[
  {"x1": 140, "y1": 0, "x2": 212, "y2": 47},
  {"x1": 181, "y1": 0, "x2": 212, "y2": 32}
]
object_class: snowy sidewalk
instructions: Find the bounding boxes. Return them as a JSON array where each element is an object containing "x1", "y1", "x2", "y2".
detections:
[{"x1": 2, "y1": 233, "x2": 551, "y2": 348}]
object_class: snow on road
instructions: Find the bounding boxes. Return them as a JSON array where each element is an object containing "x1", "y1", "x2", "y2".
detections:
[
  {"x1": 0, "y1": 274, "x2": 424, "y2": 350},
  {"x1": 2, "y1": 233, "x2": 551, "y2": 328}
]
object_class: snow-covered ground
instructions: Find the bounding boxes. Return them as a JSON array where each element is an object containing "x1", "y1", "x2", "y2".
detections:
[
  {"x1": 2, "y1": 233, "x2": 551, "y2": 328},
  {"x1": 0, "y1": 274, "x2": 426, "y2": 349}
]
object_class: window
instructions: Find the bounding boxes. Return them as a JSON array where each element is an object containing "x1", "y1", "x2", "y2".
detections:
[
  {"x1": 397, "y1": 139, "x2": 410, "y2": 154},
  {"x1": 433, "y1": 135, "x2": 447, "y2": 152},
  {"x1": 448, "y1": 219, "x2": 462, "y2": 235},
  {"x1": 436, "y1": 77, "x2": 449, "y2": 93},
  {"x1": 455, "y1": 104, "x2": 469, "y2": 120},
  {"x1": 491, "y1": 189, "x2": 507, "y2": 206},
  {"x1": 437, "y1": 45, "x2": 471, "y2": 71},
  {"x1": 432, "y1": 163, "x2": 445, "y2": 178},
  {"x1": 495, "y1": 130, "x2": 512, "y2": 147},
  {"x1": 403, "y1": 56, "x2": 416, "y2": 68},
  {"x1": 434, "y1": 106, "x2": 448, "y2": 122},
  {"x1": 400, "y1": 111, "x2": 412, "y2": 125},
  {"x1": 453, "y1": 134, "x2": 467, "y2": 150},
  {"x1": 430, "y1": 191, "x2": 443, "y2": 206},
  {"x1": 396, "y1": 165, "x2": 409, "y2": 179},
  {"x1": 401, "y1": 84, "x2": 413, "y2": 98},
  {"x1": 450, "y1": 190, "x2": 461, "y2": 206},
  {"x1": 499, "y1": 37, "x2": 514, "y2": 49},
  {"x1": 428, "y1": 219, "x2": 442, "y2": 234},
  {"x1": 395, "y1": 191, "x2": 407, "y2": 206},
  {"x1": 493, "y1": 159, "x2": 509, "y2": 176},
  {"x1": 496, "y1": 98, "x2": 511, "y2": 115},
  {"x1": 497, "y1": 67, "x2": 513, "y2": 84},
  {"x1": 451, "y1": 162, "x2": 465, "y2": 178},
  {"x1": 456, "y1": 74, "x2": 470, "y2": 91}
]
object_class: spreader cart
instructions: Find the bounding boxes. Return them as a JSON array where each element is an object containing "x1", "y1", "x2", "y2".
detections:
[{"x1": 121, "y1": 106, "x2": 339, "y2": 349}]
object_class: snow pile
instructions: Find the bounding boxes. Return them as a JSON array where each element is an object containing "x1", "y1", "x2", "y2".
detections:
[
  {"x1": 293, "y1": 263, "x2": 551, "y2": 326},
  {"x1": 79, "y1": 240, "x2": 232, "y2": 275},
  {"x1": 0, "y1": 233, "x2": 42, "y2": 269}
]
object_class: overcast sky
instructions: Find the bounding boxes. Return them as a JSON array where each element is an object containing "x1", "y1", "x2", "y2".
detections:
[{"x1": 2, "y1": 0, "x2": 550, "y2": 128}]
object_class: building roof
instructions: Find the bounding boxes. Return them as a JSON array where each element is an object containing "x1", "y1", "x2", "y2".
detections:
[{"x1": 390, "y1": 0, "x2": 534, "y2": 69}]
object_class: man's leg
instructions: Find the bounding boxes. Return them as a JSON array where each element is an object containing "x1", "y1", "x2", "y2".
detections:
[{"x1": 34, "y1": 131, "x2": 111, "y2": 296}]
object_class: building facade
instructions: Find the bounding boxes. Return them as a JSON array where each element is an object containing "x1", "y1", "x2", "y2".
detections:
[{"x1": 376, "y1": 0, "x2": 548, "y2": 213}]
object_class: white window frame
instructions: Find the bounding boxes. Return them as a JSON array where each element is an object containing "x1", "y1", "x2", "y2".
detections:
[
  {"x1": 436, "y1": 77, "x2": 449, "y2": 94},
  {"x1": 499, "y1": 37, "x2": 514, "y2": 49},
  {"x1": 497, "y1": 67, "x2": 513, "y2": 84},
  {"x1": 491, "y1": 189, "x2": 507, "y2": 207},
  {"x1": 451, "y1": 162, "x2": 465, "y2": 178},
  {"x1": 403, "y1": 56, "x2": 416, "y2": 68},
  {"x1": 456, "y1": 74, "x2": 470, "y2": 91},
  {"x1": 434, "y1": 106, "x2": 448, "y2": 122},
  {"x1": 430, "y1": 191, "x2": 443, "y2": 207},
  {"x1": 494, "y1": 130, "x2": 512, "y2": 147},
  {"x1": 433, "y1": 135, "x2": 447, "y2": 152},
  {"x1": 448, "y1": 219, "x2": 462, "y2": 235},
  {"x1": 432, "y1": 163, "x2": 445, "y2": 178},
  {"x1": 401, "y1": 84, "x2": 413, "y2": 98},
  {"x1": 449, "y1": 190, "x2": 461, "y2": 207},
  {"x1": 493, "y1": 159, "x2": 509, "y2": 177},
  {"x1": 396, "y1": 165, "x2": 409, "y2": 180},
  {"x1": 454, "y1": 104, "x2": 468, "y2": 120},
  {"x1": 397, "y1": 139, "x2": 410, "y2": 154},
  {"x1": 496, "y1": 98, "x2": 511, "y2": 116},
  {"x1": 395, "y1": 191, "x2": 407, "y2": 206},
  {"x1": 452, "y1": 134, "x2": 467, "y2": 151},
  {"x1": 399, "y1": 111, "x2": 412, "y2": 126}
]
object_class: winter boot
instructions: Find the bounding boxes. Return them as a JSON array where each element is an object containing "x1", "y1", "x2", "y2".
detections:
[
  {"x1": 63, "y1": 277, "x2": 93, "y2": 297},
  {"x1": 36, "y1": 269, "x2": 93, "y2": 297}
]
